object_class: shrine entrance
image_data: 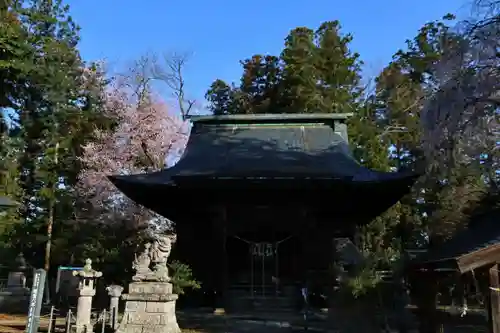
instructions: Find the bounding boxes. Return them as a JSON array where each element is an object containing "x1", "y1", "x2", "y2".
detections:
[
  {"x1": 250, "y1": 239, "x2": 284, "y2": 297},
  {"x1": 228, "y1": 233, "x2": 298, "y2": 298}
]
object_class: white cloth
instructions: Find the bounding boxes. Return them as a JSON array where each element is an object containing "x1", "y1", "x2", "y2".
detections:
[{"x1": 301, "y1": 287, "x2": 308, "y2": 302}]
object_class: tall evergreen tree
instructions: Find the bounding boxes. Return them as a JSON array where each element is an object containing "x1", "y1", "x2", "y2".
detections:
[
  {"x1": 206, "y1": 21, "x2": 363, "y2": 116},
  {"x1": 314, "y1": 21, "x2": 363, "y2": 114},
  {"x1": 279, "y1": 27, "x2": 319, "y2": 112},
  {"x1": 205, "y1": 79, "x2": 237, "y2": 115},
  {"x1": 0, "y1": 0, "x2": 110, "y2": 268},
  {"x1": 239, "y1": 55, "x2": 283, "y2": 114}
]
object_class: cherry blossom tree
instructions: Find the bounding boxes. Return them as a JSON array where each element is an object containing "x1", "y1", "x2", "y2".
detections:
[{"x1": 77, "y1": 68, "x2": 188, "y2": 229}]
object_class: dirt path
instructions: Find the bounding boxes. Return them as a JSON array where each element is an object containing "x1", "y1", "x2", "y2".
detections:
[{"x1": 0, "y1": 326, "x2": 23, "y2": 333}]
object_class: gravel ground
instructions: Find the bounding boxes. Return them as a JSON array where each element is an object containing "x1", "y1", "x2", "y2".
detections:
[{"x1": 0, "y1": 310, "x2": 489, "y2": 333}]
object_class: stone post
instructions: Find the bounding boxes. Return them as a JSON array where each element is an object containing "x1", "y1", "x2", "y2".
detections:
[
  {"x1": 106, "y1": 284, "x2": 123, "y2": 329},
  {"x1": 73, "y1": 259, "x2": 102, "y2": 333}
]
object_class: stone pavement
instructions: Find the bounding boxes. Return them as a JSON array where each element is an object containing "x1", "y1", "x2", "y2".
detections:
[
  {"x1": 178, "y1": 313, "x2": 321, "y2": 333},
  {"x1": 177, "y1": 310, "x2": 337, "y2": 333}
]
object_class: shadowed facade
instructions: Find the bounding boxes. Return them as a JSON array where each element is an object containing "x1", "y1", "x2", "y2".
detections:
[{"x1": 109, "y1": 113, "x2": 419, "y2": 310}]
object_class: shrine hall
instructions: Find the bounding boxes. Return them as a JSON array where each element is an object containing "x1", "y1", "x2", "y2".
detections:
[{"x1": 109, "y1": 113, "x2": 419, "y2": 310}]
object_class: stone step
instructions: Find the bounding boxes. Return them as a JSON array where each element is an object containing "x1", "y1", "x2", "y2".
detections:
[
  {"x1": 227, "y1": 282, "x2": 298, "y2": 313},
  {"x1": 226, "y1": 294, "x2": 297, "y2": 314},
  {"x1": 228, "y1": 284, "x2": 296, "y2": 297},
  {"x1": 229, "y1": 283, "x2": 282, "y2": 289},
  {"x1": 227, "y1": 304, "x2": 296, "y2": 313},
  {"x1": 227, "y1": 290, "x2": 283, "y2": 297},
  {"x1": 247, "y1": 307, "x2": 295, "y2": 313},
  {"x1": 249, "y1": 306, "x2": 296, "y2": 312}
]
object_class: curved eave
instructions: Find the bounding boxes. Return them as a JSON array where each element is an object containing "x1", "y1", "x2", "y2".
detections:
[
  {"x1": 108, "y1": 174, "x2": 183, "y2": 221},
  {"x1": 109, "y1": 169, "x2": 418, "y2": 190},
  {"x1": 108, "y1": 171, "x2": 419, "y2": 223}
]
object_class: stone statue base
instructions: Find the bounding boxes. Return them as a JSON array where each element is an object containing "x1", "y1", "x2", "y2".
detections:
[
  {"x1": 0, "y1": 287, "x2": 30, "y2": 313},
  {"x1": 116, "y1": 282, "x2": 180, "y2": 333}
]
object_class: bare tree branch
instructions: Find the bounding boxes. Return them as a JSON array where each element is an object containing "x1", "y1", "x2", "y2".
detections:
[
  {"x1": 420, "y1": 9, "x2": 500, "y2": 171},
  {"x1": 113, "y1": 51, "x2": 196, "y2": 122},
  {"x1": 149, "y1": 51, "x2": 196, "y2": 120}
]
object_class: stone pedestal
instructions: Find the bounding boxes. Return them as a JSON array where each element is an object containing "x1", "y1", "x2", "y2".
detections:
[
  {"x1": 116, "y1": 282, "x2": 180, "y2": 333},
  {"x1": 7, "y1": 271, "x2": 27, "y2": 288},
  {"x1": 107, "y1": 285, "x2": 124, "y2": 329},
  {"x1": 75, "y1": 289, "x2": 95, "y2": 333}
]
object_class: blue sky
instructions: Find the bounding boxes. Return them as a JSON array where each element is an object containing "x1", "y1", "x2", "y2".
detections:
[{"x1": 67, "y1": 0, "x2": 469, "y2": 105}]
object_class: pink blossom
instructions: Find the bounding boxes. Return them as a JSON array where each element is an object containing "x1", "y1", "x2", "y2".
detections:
[{"x1": 77, "y1": 73, "x2": 188, "y2": 227}]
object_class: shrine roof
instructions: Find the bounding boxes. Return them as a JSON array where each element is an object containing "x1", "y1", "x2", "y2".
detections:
[
  {"x1": 188, "y1": 113, "x2": 353, "y2": 124},
  {"x1": 412, "y1": 209, "x2": 500, "y2": 273},
  {"x1": 174, "y1": 113, "x2": 354, "y2": 178},
  {"x1": 111, "y1": 113, "x2": 416, "y2": 181},
  {"x1": 108, "y1": 113, "x2": 420, "y2": 222}
]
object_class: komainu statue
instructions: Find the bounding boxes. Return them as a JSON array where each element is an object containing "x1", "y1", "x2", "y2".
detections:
[
  {"x1": 132, "y1": 243, "x2": 153, "y2": 281},
  {"x1": 131, "y1": 233, "x2": 177, "y2": 282}
]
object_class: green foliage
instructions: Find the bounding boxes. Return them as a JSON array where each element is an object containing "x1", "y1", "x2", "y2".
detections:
[
  {"x1": 0, "y1": 0, "x2": 117, "y2": 269},
  {"x1": 205, "y1": 79, "x2": 237, "y2": 115},
  {"x1": 344, "y1": 266, "x2": 382, "y2": 299},
  {"x1": 395, "y1": 14, "x2": 458, "y2": 85},
  {"x1": 314, "y1": 21, "x2": 362, "y2": 112},
  {"x1": 279, "y1": 27, "x2": 318, "y2": 112},
  {"x1": 168, "y1": 260, "x2": 201, "y2": 295},
  {"x1": 0, "y1": 133, "x2": 22, "y2": 244},
  {"x1": 0, "y1": 0, "x2": 493, "y2": 311}
]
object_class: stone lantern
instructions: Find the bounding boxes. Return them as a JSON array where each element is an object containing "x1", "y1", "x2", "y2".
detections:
[
  {"x1": 0, "y1": 253, "x2": 30, "y2": 312},
  {"x1": 73, "y1": 259, "x2": 102, "y2": 333}
]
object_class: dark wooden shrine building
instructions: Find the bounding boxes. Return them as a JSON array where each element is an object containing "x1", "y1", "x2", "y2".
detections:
[
  {"x1": 110, "y1": 113, "x2": 419, "y2": 309},
  {"x1": 410, "y1": 208, "x2": 500, "y2": 333}
]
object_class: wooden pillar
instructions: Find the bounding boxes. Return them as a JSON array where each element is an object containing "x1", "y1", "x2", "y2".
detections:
[
  {"x1": 488, "y1": 264, "x2": 500, "y2": 333},
  {"x1": 213, "y1": 206, "x2": 228, "y2": 315}
]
